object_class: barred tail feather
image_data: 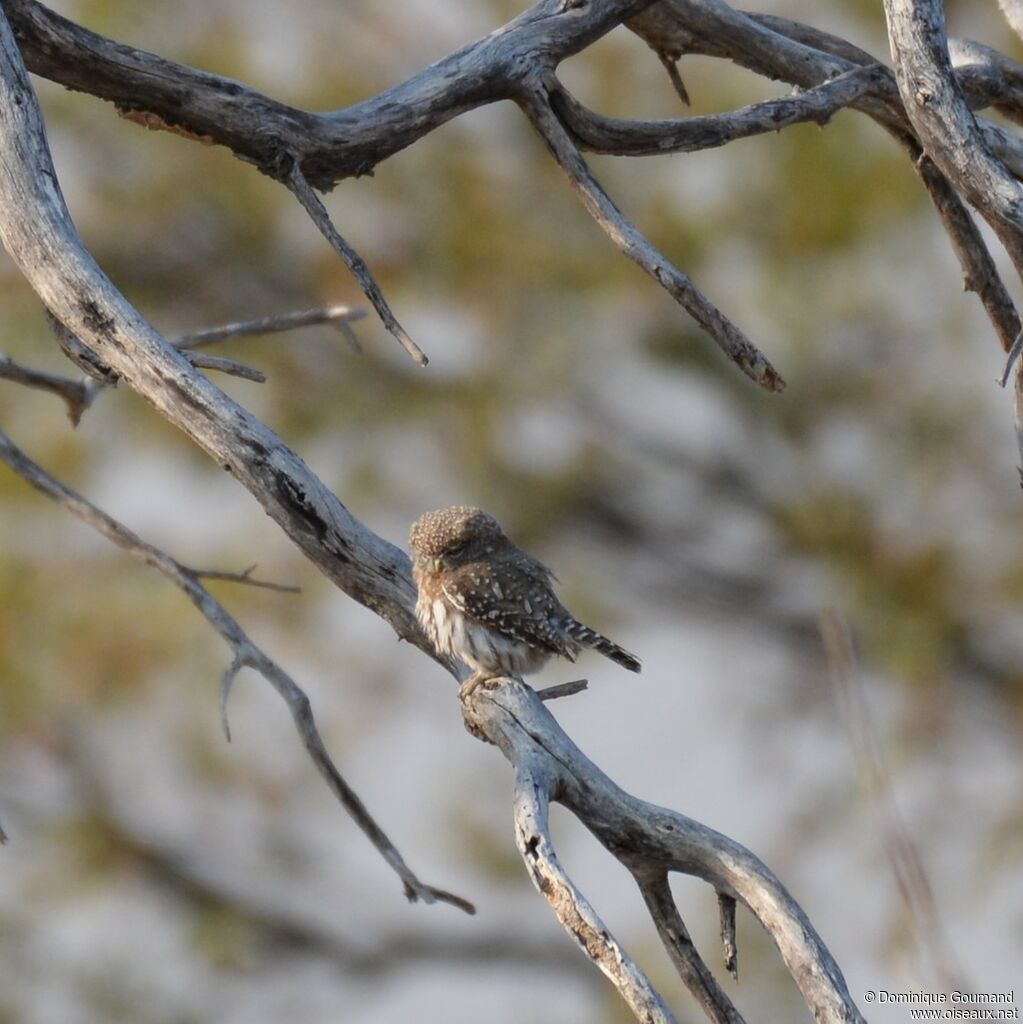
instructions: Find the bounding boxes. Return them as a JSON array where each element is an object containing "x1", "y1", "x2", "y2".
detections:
[{"x1": 560, "y1": 617, "x2": 641, "y2": 673}]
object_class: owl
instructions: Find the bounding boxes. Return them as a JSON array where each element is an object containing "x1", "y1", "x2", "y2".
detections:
[{"x1": 409, "y1": 506, "x2": 640, "y2": 687}]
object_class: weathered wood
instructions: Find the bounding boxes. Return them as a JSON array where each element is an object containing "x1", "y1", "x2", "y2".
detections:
[{"x1": 464, "y1": 680, "x2": 866, "y2": 1024}]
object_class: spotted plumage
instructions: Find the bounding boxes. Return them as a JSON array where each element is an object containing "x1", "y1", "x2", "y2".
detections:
[{"x1": 409, "y1": 505, "x2": 641, "y2": 681}]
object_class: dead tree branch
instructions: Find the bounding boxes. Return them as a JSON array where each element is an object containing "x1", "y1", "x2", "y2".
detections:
[
  {"x1": 0, "y1": 427, "x2": 473, "y2": 914},
  {"x1": 882, "y1": 0, "x2": 1023, "y2": 479},
  {"x1": 0, "y1": 304, "x2": 368, "y2": 427},
  {"x1": 5, "y1": 0, "x2": 1023, "y2": 387},
  {"x1": 463, "y1": 679, "x2": 865, "y2": 1024},
  {"x1": 172, "y1": 305, "x2": 366, "y2": 351},
  {"x1": 627, "y1": 0, "x2": 1023, "y2": 354},
  {"x1": 521, "y1": 83, "x2": 783, "y2": 390},
  {"x1": 0, "y1": 350, "x2": 97, "y2": 423},
  {"x1": 285, "y1": 163, "x2": 428, "y2": 366}
]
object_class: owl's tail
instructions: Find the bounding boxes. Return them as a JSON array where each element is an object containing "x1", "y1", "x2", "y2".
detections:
[{"x1": 560, "y1": 617, "x2": 641, "y2": 673}]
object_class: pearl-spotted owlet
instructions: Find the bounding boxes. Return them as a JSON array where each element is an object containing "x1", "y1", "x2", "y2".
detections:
[{"x1": 410, "y1": 506, "x2": 641, "y2": 685}]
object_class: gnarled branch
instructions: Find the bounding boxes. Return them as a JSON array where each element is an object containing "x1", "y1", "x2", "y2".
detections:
[
  {"x1": 0, "y1": 427, "x2": 473, "y2": 914},
  {"x1": 463, "y1": 678, "x2": 865, "y2": 1024}
]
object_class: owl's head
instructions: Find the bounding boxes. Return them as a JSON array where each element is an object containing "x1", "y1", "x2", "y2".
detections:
[{"x1": 409, "y1": 505, "x2": 506, "y2": 568}]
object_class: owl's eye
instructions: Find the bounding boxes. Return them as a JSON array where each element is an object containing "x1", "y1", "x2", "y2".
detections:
[{"x1": 446, "y1": 540, "x2": 468, "y2": 557}]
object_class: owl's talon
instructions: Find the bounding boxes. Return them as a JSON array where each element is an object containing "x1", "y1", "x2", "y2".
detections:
[
  {"x1": 458, "y1": 673, "x2": 506, "y2": 743},
  {"x1": 459, "y1": 671, "x2": 501, "y2": 701}
]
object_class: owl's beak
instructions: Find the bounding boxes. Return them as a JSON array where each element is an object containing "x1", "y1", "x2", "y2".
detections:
[{"x1": 431, "y1": 557, "x2": 442, "y2": 574}]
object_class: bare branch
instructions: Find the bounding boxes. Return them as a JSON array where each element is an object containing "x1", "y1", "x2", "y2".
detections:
[
  {"x1": 522, "y1": 86, "x2": 785, "y2": 392},
  {"x1": 193, "y1": 564, "x2": 301, "y2": 594},
  {"x1": 0, "y1": 12, "x2": 441, "y2": 666},
  {"x1": 628, "y1": 1, "x2": 1023, "y2": 354},
  {"x1": 949, "y1": 37, "x2": 1023, "y2": 126},
  {"x1": 2, "y1": 0, "x2": 655, "y2": 189},
  {"x1": 286, "y1": 163, "x2": 428, "y2": 367},
  {"x1": 555, "y1": 64, "x2": 888, "y2": 156},
  {"x1": 512, "y1": 761, "x2": 677, "y2": 1024},
  {"x1": 2, "y1": 304, "x2": 362, "y2": 427},
  {"x1": 536, "y1": 678, "x2": 588, "y2": 701},
  {"x1": 181, "y1": 349, "x2": 266, "y2": 382},
  {"x1": 0, "y1": 426, "x2": 473, "y2": 914},
  {"x1": 883, "y1": 0, "x2": 1023, "y2": 232},
  {"x1": 717, "y1": 892, "x2": 738, "y2": 980},
  {"x1": 882, "y1": 0, "x2": 1023, "y2": 478},
  {"x1": 173, "y1": 305, "x2": 367, "y2": 351},
  {"x1": 637, "y1": 873, "x2": 745, "y2": 1024},
  {"x1": 6, "y1": 0, "x2": 1023, "y2": 379},
  {"x1": 0, "y1": 351, "x2": 95, "y2": 424},
  {"x1": 464, "y1": 678, "x2": 866, "y2": 1024}
]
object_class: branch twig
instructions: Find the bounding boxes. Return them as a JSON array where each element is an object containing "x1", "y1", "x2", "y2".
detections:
[
  {"x1": 286, "y1": 163, "x2": 428, "y2": 367},
  {"x1": 627, "y1": 0, "x2": 1023, "y2": 355},
  {"x1": 522, "y1": 84, "x2": 785, "y2": 392},
  {"x1": 0, "y1": 427, "x2": 473, "y2": 915},
  {"x1": 182, "y1": 350, "x2": 266, "y2": 383},
  {"x1": 513, "y1": 762, "x2": 676, "y2": 1024},
  {"x1": 173, "y1": 305, "x2": 367, "y2": 351},
  {"x1": 193, "y1": 564, "x2": 301, "y2": 594},
  {"x1": 637, "y1": 873, "x2": 745, "y2": 1024},
  {"x1": 0, "y1": 351, "x2": 96, "y2": 424},
  {"x1": 555, "y1": 64, "x2": 887, "y2": 157},
  {"x1": 1, "y1": 304, "x2": 365, "y2": 425},
  {"x1": 536, "y1": 678, "x2": 588, "y2": 701}
]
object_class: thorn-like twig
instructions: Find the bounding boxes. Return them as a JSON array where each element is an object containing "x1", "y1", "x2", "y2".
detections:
[
  {"x1": 182, "y1": 350, "x2": 266, "y2": 383},
  {"x1": 193, "y1": 564, "x2": 301, "y2": 593},
  {"x1": 998, "y1": 328, "x2": 1023, "y2": 386},
  {"x1": 658, "y1": 51, "x2": 691, "y2": 105},
  {"x1": 219, "y1": 654, "x2": 247, "y2": 742},
  {"x1": 522, "y1": 85, "x2": 784, "y2": 392},
  {"x1": 718, "y1": 891, "x2": 738, "y2": 980},
  {"x1": 286, "y1": 162, "x2": 429, "y2": 367},
  {"x1": 0, "y1": 352, "x2": 97, "y2": 425},
  {"x1": 537, "y1": 678, "x2": 588, "y2": 701},
  {"x1": 174, "y1": 305, "x2": 368, "y2": 351}
]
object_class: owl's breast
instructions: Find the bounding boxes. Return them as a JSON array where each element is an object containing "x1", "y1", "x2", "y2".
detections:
[{"x1": 415, "y1": 579, "x2": 548, "y2": 676}]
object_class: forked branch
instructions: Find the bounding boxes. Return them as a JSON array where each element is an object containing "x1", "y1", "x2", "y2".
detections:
[
  {"x1": 0, "y1": 427, "x2": 473, "y2": 915},
  {"x1": 521, "y1": 82, "x2": 784, "y2": 392},
  {"x1": 463, "y1": 679, "x2": 865, "y2": 1024}
]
